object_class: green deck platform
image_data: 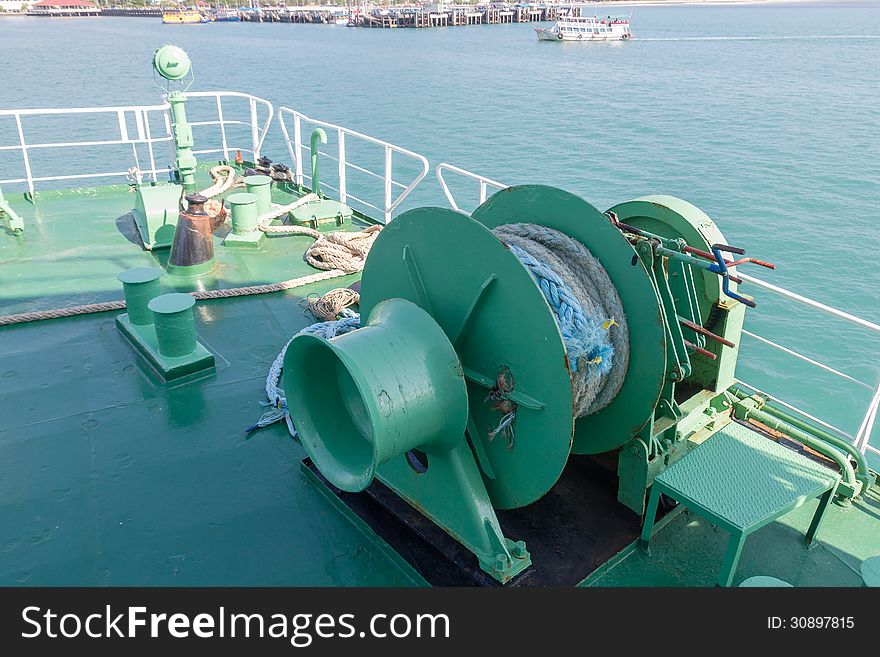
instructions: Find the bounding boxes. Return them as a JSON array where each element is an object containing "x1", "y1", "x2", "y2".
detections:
[
  {"x1": 0, "y1": 170, "x2": 877, "y2": 587},
  {"x1": 640, "y1": 422, "x2": 841, "y2": 586}
]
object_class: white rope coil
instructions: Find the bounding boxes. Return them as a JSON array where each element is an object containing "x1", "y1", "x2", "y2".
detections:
[{"x1": 200, "y1": 165, "x2": 240, "y2": 199}]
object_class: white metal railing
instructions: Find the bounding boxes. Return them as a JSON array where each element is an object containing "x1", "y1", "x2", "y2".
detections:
[
  {"x1": 0, "y1": 102, "x2": 172, "y2": 196},
  {"x1": 0, "y1": 91, "x2": 273, "y2": 196},
  {"x1": 277, "y1": 107, "x2": 429, "y2": 224},
  {"x1": 736, "y1": 272, "x2": 880, "y2": 459},
  {"x1": 435, "y1": 162, "x2": 507, "y2": 213},
  {"x1": 185, "y1": 91, "x2": 273, "y2": 164},
  {"x1": 433, "y1": 165, "x2": 879, "y2": 460}
]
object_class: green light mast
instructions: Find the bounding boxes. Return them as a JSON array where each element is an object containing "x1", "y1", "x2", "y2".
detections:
[{"x1": 153, "y1": 45, "x2": 197, "y2": 193}]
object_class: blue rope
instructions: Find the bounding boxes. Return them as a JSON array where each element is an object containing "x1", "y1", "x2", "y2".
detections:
[
  {"x1": 507, "y1": 244, "x2": 614, "y2": 375},
  {"x1": 246, "y1": 315, "x2": 361, "y2": 434}
]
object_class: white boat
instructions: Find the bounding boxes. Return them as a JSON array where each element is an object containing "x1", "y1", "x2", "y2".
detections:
[{"x1": 536, "y1": 15, "x2": 632, "y2": 42}]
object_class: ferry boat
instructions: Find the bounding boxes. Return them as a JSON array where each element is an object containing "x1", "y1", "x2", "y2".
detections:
[
  {"x1": 162, "y1": 9, "x2": 210, "y2": 24},
  {"x1": 0, "y1": 45, "x2": 877, "y2": 590},
  {"x1": 211, "y1": 8, "x2": 241, "y2": 21},
  {"x1": 536, "y1": 15, "x2": 632, "y2": 42}
]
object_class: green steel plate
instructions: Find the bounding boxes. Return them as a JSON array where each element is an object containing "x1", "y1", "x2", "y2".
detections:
[
  {"x1": 471, "y1": 185, "x2": 666, "y2": 455},
  {"x1": 656, "y1": 422, "x2": 839, "y2": 531},
  {"x1": 359, "y1": 207, "x2": 574, "y2": 509}
]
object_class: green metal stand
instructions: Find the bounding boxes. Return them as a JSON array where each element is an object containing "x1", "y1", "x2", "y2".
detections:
[
  {"x1": 132, "y1": 45, "x2": 199, "y2": 250},
  {"x1": 639, "y1": 422, "x2": 840, "y2": 587}
]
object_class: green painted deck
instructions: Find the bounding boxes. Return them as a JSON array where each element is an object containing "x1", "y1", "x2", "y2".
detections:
[{"x1": 1, "y1": 171, "x2": 878, "y2": 587}]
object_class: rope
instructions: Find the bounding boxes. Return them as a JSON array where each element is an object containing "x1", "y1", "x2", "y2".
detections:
[
  {"x1": 493, "y1": 223, "x2": 629, "y2": 418},
  {"x1": 248, "y1": 315, "x2": 361, "y2": 435},
  {"x1": 200, "y1": 165, "x2": 240, "y2": 199},
  {"x1": 257, "y1": 197, "x2": 383, "y2": 275},
  {"x1": 250, "y1": 221, "x2": 628, "y2": 439},
  {"x1": 0, "y1": 269, "x2": 348, "y2": 327},
  {"x1": 304, "y1": 287, "x2": 360, "y2": 321},
  {"x1": 0, "y1": 212, "x2": 381, "y2": 328}
]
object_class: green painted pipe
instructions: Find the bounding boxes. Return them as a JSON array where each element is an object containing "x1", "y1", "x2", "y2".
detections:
[
  {"x1": 731, "y1": 387, "x2": 872, "y2": 493},
  {"x1": 310, "y1": 128, "x2": 327, "y2": 198},
  {"x1": 117, "y1": 267, "x2": 162, "y2": 326},
  {"x1": 148, "y1": 293, "x2": 197, "y2": 358},
  {"x1": 0, "y1": 186, "x2": 23, "y2": 233},
  {"x1": 732, "y1": 397, "x2": 860, "y2": 498},
  {"x1": 283, "y1": 298, "x2": 469, "y2": 493},
  {"x1": 244, "y1": 176, "x2": 272, "y2": 218},
  {"x1": 227, "y1": 192, "x2": 259, "y2": 235},
  {"x1": 168, "y1": 91, "x2": 197, "y2": 193}
]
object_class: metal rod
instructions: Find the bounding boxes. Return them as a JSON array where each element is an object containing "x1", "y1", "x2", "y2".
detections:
[
  {"x1": 684, "y1": 339, "x2": 717, "y2": 360},
  {"x1": 679, "y1": 316, "x2": 736, "y2": 348}
]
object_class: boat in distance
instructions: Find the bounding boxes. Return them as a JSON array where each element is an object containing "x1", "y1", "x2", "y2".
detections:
[{"x1": 536, "y1": 16, "x2": 632, "y2": 42}]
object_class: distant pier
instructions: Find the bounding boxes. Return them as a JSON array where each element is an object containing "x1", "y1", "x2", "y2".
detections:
[
  {"x1": 241, "y1": 4, "x2": 565, "y2": 28},
  {"x1": 24, "y1": 2, "x2": 608, "y2": 27}
]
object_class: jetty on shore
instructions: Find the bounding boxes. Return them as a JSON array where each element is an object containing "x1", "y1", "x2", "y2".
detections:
[
  {"x1": 17, "y1": 2, "x2": 606, "y2": 27},
  {"x1": 241, "y1": 3, "x2": 569, "y2": 28}
]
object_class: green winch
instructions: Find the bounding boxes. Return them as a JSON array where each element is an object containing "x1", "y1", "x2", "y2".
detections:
[{"x1": 283, "y1": 185, "x2": 780, "y2": 584}]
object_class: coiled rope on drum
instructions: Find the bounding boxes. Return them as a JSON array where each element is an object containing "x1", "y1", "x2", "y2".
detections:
[
  {"x1": 492, "y1": 223, "x2": 629, "y2": 418},
  {"x1": 253, "y1": 221, "x2": 630, "y2": 439}
]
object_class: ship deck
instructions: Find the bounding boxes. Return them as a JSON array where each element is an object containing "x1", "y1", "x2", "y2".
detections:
[{"x1": 1, "y1": 171, "x2": 877, "y2": 587}]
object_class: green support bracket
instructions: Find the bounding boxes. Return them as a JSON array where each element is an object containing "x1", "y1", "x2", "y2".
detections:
[
  {"x1": 132, "y1": 183, "x2": 183, "y2": 250},
  {"x1": 115, "y1": 268, "x2": 214, "y2": 381},
  {"x1": 0, "y1": 185, "x2": 24, "y2": 234}
]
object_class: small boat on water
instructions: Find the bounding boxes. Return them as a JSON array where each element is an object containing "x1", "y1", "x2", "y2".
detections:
[
  {"x1": 212, "y1": 8, "x2": 241, "y2": 22},
  {"x1": 162, "y1": 9, "x2": 211, "y2": 24},
  {"x1": 536, "y1": 15, "x2": 632, "y2": 42}
]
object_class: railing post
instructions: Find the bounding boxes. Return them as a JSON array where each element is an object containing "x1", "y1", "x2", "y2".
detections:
[
  {"x1": 144, "y1": 110, "x2": 158, "y2": 183},
  {"x1": 855, "y1": 379, "x2": 880, "y2": 454},
  {"x1": 293, "y1": 114, "x2": 303, "y2": 186},
  {"x1": 338, "y1": 128, "x2": 347, "y2": 204},
  {"x1": 384, "y1": 144, "x2": 393, "y2": 224},
  {"x1": 216, "y1": 95, "x2": 229, "y2": 162},
  {"x1": 250, "y1": 96, "x2": 259, "y2": 159},
  {"x1": 15, "y1": 113, "x2": 35, "y2": 198},
  {"x1": 479, "y1": 180, "x2": 488, "y2": 205}
]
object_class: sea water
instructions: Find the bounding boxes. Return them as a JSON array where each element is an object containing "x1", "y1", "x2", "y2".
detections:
[{"x1": 1, "y1": 3, "x2": 878, "y2": 460}]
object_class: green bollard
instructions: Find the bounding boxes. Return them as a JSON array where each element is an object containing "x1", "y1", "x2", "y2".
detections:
[
  {"x1": 149, "y1": 293, "x2": 197, "y2": 358},
  {"x1": 117, "y1": 267, "x2": 162, "y2": 326},
  {"x1": 224, "y1": 192, "x2": 263, "y2": 248},
  {"x1": 245, "y1": 174, "x2": 272, "y2": 217},
  {"x1": 228, "y1": 192, "x2": 259, "y2": 235}
]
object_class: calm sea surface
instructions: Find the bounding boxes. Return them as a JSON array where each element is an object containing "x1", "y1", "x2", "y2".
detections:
[{"x1": 2, "y1": 3, "x2": 879, "y2": 459}]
